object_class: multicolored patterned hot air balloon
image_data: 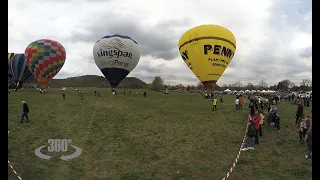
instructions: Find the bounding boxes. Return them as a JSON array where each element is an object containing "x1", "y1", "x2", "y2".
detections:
[
  {"x1": 9, "y1": 53, "x2": 33, "y2": 88},
  {"x1": 24, "y1": 39, "x2": 66, "y2": 88},
  {"x1": 8, "y1": 53, "x2": 16, "y2": 78}
]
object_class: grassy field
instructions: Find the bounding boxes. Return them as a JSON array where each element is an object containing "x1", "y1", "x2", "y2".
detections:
[{"x1": 8, "y1": 88, "x2": 312, "y2": 180}]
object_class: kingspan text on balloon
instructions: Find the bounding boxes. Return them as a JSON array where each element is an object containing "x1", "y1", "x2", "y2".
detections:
[{"x1": 97, "y1": 49, "x2": 133, "y2": 59}]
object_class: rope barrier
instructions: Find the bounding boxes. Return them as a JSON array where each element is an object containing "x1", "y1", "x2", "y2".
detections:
[
  {"x1": 222, "y1": 121, "x2": 249, "y2": 180},
  {"x1": 8, "y1": 160, "x2": 22, "y2": 180}
]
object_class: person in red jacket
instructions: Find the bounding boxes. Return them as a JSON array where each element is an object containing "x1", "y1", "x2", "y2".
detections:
[
  {"x1": 239, "y1": 98, "x2": 244, "y2": 110},
  {"x1": 252, "y1": 110, "x2": 261, "y2": 144}
]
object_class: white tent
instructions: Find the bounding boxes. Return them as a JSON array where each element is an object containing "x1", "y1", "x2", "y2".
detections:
[
  {"x1": 245, "y1": 89, "x2": 250, "y2": 92},
  {"x1": 251, "y1": 90, "x2": 256, "y2": 93},
  {"x1": 224, "y1": 89, "x2": 231, "y2": 92}
]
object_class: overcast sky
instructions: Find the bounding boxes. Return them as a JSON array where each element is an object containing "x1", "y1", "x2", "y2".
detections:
[{"x1": 8, "y1": 0, "x2": 311, "y2": 86}]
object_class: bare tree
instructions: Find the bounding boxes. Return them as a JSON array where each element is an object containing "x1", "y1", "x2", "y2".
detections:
[
  {"x1": 300, "y1": 79, "x2": 312, "y2": 87},
  {"x1": 246, "y1": 82, "x2": 255, "y2": 90},
  {"x1": 196, "y1": 82, "x2": 203, "y2": 90},
  {"x1": 259, "y1": 80, "x2": 268, "y2": 89}
]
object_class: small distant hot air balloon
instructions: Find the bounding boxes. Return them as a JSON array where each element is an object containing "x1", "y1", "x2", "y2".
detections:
[
  {"x1": 9, "y1": 53, "x2": 33, "y2": 89},
  {"x1": 178, "y1": 25, "x2": 236, "y2": 91},
  {"x1": 24, "y1": 39, "x2": 66, "y2": 88},
  {"x1": 8, "y1": 53, "x2": 16, "y2": 78},
  {"x1": 93, "y1": 34, "x2": 140, "y2": 88}
]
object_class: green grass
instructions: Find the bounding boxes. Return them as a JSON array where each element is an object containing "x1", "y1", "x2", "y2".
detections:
[{"x1": 8, "y1": 88, "x2": 312, "y2": 180}]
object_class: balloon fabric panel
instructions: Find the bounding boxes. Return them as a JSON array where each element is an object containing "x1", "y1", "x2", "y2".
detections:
[{"x1": 9, "y1": 54, "x2": 33, "y2": 83}]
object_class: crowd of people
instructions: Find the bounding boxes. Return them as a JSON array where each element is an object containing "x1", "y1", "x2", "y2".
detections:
[{"x1": 240, "y1": 96, "x2": 312, "y2": 160}]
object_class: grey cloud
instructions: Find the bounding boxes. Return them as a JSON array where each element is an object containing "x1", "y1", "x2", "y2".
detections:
[
  {"x1": 135, "y1": 64, "x2": 162, "y2": 73},
  {"x1": 299, "y1": 47, "x2": 312, "y2": 59},
  {"x1": 268, "y1": 0, "x2": 311, "y2": 33},
  {"x1": 69, "y1": 14, "x2": 190, "y2": 60}
]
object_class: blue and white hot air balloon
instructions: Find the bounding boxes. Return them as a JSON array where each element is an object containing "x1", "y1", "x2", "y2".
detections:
[{"x1": 93, "y1": 34, "x2": 140, "y2": 88}]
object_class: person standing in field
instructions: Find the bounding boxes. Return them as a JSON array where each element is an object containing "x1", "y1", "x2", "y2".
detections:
[
  {"x1": 94, "y1": 90, "x2": 96, "y2": 96},
  {"x1": 270, "y1": 104, "x2": 280, "y2": 130},
  {"x1": 241, "y1": 120, "x2": 256, "y2": 151},
  {"x1": 239, "y1": 97, "x2": 244, "y2": 110},
  {"x1": 296, "y1": 103, "x2": 304, "y2": 124},
  {"x1": 249, "y1": 100, "x2": 255, "y2": 116},
  {"x1": 212, "y1": 97, "x2": 217, "y2": 111},
  {"x1": 296, "y1": 113, "x2": 310, "y2": 144},
  {"x1": 306, "y1": 97, "x2": 310, "y2": 107},
  {"x1": 252, "y1": 110, "x2": 261, "y2": 144},
  {"x1": 258, "y1": 109, "x2": 264, "y2": 138},
  {"x1": 235, "y1": 98, "x2": 240, "y2": 110},
  {"x1": 220, "y1": 97, "x2": 224, "y2": 103},
  {"x1": 62, "y1": 92, "x2": 65, "y2": 100},
  {"x1": 305, "y1": 124, "x2": 312, "y2": 160},
  {"x1": 81, "y1": 92, "x2": 84, "y2": 100},
  {"x1": 20, "y1": 101, "x2": 30, "y2": 123}
]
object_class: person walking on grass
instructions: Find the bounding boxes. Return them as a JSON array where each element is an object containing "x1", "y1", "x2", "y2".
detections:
[
  {"x1": 235, "y1": 98, "x2": 239, "y2": 110},
  {"x1": 296, "y1": 102, "x2": 304, "y2": 124},
  {"x1": 239, "y1": 97, "x2": 244, "y2": 110},
  {"x1": 305, "y1": 124, "x2": 312, "y2": 160},
  {"x1": 258, "y1": 109, "x2": 264, "y2": 138},
  {"x1": 62, "y1": 92, "x2": 65, "y2": 100},
  {"x1": 20, "y1": 101, "x2": 30, "y2": 123},
  {"x1": 271, "y1": 104, "x2": 280, "y2": 130},
  {"x1": 212, "y1": 97, "x2": 217, "y2": 111},
  {"x1": 249, "y1": 100, "x2": 255, "y2": 116},
  {"x1": 252, "y1": 110, "x2": 261, "y2": 144},
  {"x1": 241, "y1": 120, "x2": 256, "y2": 151},
  {"x1": 297, "y1": 113, "x2": 310, "y2": 144}
]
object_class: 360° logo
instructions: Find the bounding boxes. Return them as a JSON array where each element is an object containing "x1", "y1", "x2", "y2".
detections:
[{"x1": 35, "y1": 139, "x2": 82, "y2": 161}]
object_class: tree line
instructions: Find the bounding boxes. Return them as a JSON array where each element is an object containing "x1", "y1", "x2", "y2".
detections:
[{"x1": 148, "y1": 76, "x2": 312, "y2": 92}]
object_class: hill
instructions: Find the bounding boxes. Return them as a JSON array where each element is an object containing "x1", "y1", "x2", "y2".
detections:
[{"x1": 9, "y1": 75, "x2": 147, "y2": 88}]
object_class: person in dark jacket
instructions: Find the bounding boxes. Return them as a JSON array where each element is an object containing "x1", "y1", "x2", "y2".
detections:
[
  {"x1": 143, "y1": 92, "x2": 147, "y2": 97},
  {"x1": 20, "y1": 101, "x2": 29, "y2": 123},
  {"x1": 62, "y1": 92, "x2": 65, "y2": 100},
  {"x1": 305, "y1": 124, "x2": 312, "y2": 160},
  {"x1": 296, "y1": 103, "x2": 304, "y2": 124},
  {"x1": 241, "y1": 120, "x2": 256, "y2": 151},
  {"x1": 249, "y1": 100, "x2": 255, "y2": 116}
]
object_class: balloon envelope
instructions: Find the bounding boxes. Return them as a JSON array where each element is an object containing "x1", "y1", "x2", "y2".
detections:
[
  {"x1": 25, "y1": 39, "x2": 66, "y2": 88},
  {"x1": 93, "y1": 34, "x2": 140, "y2": 88},
  {"x1": 8, "y1": 53, "x2": 16, "y2": 78},
  {"x1": 9, "y1": 53, "x2": 33, "y2": 84},
  {"x1": 178, "y1": 25, "x2": 236, "y2": 90}
]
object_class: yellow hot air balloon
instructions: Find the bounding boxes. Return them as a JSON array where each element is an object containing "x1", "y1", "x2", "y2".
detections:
[{"x1": 178, "y1": 25, "x2": 236, "y2": 90}]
